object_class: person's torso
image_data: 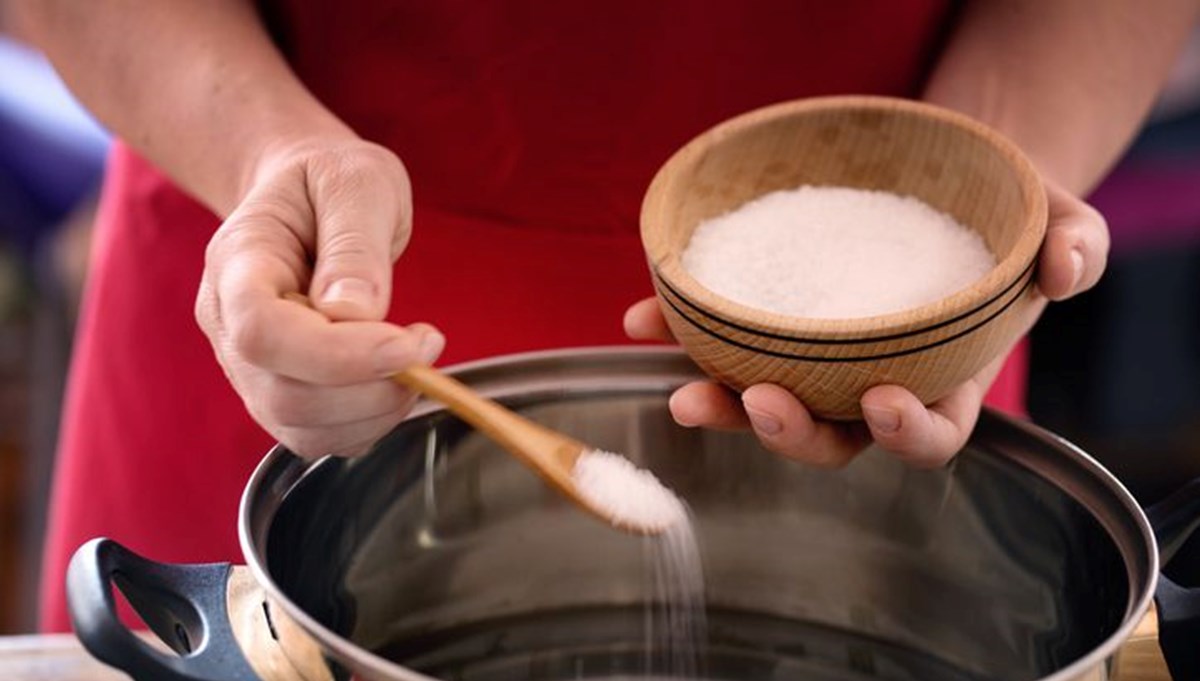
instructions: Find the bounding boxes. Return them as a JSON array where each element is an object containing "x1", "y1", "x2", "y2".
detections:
[{"x1": 257, "y1": 0, "x2": 955, "y2": 236}]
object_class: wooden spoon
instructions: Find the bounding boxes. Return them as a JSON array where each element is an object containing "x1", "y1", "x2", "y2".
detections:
[
  {"x1": 392, "y1": 364, "x2": 681, "y2": 535},
  {"x1": 281, "y1": 292, "x2": 675, "y2": 534}
]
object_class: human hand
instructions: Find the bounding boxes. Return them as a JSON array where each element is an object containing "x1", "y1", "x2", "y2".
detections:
[
  {"x1": 195, "y1": 139, "x2": 445, "y2": 458},
  {"x1": 625, "y1": 180, "x2": 1108, "y2": 467}
]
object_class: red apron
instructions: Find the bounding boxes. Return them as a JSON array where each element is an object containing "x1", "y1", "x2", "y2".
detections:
[{"x1": 41, "y1": 0, "x2": 1028, "y2": 631}]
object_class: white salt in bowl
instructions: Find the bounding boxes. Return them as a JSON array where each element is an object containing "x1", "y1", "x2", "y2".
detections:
[{"x1": 640, "y1": 96, "x2": 1047, "y2": 420}]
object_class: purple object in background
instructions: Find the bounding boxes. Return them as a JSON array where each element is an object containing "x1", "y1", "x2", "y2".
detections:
[
  {"x1": 1090, "y1": 29, "x2": 1200, "y2": 256},
  {"x1": 0, "y1": 37, "x2": 110, "y2": 258},
  {"x1": 1091, "y1": 157, "x2": 1200, "y2": 255}
]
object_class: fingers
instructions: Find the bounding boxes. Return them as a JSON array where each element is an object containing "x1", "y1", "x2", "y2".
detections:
[
  {"x1": 229, "y1": 302, "x2": 444, "y2": 385},
  {"x1": 740, "y1": 384, "x2": 872, "y2": 468},
  {"x1": 671, "y1": 381, "x2": 871, "y2": 468},
  {"x1": 668, "y1": 381, "x2": 750, "y2": 430},
  {"x1": 199, "y1": 263, "x2": 441, "y2": 457},
  {"x1": 669, "y1": 379, "x2": 984, "y2": 469},
  {"x1": 240, "y1": 374, "x2": 415, "y2": 429},
  {"x1": 1037, "y1": 181, "x2": 1110, "y2": 301},
  {"x1": 856, "y1": 341, "x2": 1011, "y2": 468},
  {"x1": 206, "y1": 191, "x2": 441, "y2": 385},
  {"x1": 623, "y1": 297, "x2": 675, "y2": 342},
  {"x1": 239, "y1": 373, "x2": 419, "y2": 459},
  {"x1": 860, "y1": 382, "x2": 983, "y2": 468},
  {"x1": 306, "y1": 144, "x2": 413, "y2": 321},
  {"x1": 211, "y1": 233, "x2": 444, "y2": 384}
]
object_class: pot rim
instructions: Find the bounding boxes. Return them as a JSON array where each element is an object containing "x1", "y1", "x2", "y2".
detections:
[
  {"x1": 237, "y1": 345, "x2": 1159, "y2": 681},
  {"x1": 972, "y1": 414, "x2": 1159, "y2": 681}
]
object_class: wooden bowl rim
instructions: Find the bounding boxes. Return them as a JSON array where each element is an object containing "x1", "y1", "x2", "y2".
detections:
[{"x1": 641, "y1": 95, "x2": 1048, "y2": 341}]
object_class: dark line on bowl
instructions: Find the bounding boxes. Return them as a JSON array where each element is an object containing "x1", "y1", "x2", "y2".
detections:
[
  {"x1": 654, "y1": 257, "x2": 1036, "y2": 344},
  {"x1": 262, "y1": 601, "x2": 279, "y2": 641},
  {"x1": 661, "y1": 274, "x2": 1034, "y2": 363}
]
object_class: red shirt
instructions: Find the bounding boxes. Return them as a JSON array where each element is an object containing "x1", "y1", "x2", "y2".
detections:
[{"x1": 41, "y1": 0, "x2": 1028, "y2": 631}]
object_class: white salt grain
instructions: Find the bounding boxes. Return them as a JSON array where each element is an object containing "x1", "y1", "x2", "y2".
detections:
[
  {"x1": 681, "y1": 185, "x2": 996, "y2": 318},
  {"x1": 572, "y1": 449, "x2": 686, "y2": 532}
]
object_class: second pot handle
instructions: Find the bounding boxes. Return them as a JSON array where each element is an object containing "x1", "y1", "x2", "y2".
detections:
[
  {"x1": 67, "y1": 537, "x2": 261, "y2": 681},
  {"x1": 1146, "y1": 478, "x2": 1200, "y2": 681}
]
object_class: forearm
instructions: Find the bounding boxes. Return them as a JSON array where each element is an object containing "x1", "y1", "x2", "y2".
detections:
[
  {"x1": 925, "y1": 0, "x2": 1198, "y2": 195},
  {"x1": 13, "y1": 0, "x2": 354, "y2": 216}
]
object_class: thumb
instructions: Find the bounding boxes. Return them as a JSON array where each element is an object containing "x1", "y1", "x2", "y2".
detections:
[
  {"x1": 308, "y1": 154, "x2": 412, "y2": 321},
  {"x1": 1037, "y1": 181, "x2": 1109, "y2": 301}
]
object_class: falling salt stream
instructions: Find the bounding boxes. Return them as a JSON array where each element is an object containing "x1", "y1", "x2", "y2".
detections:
[
  {"x1": 644, "y1": 513, "x2": 707, "y2": 677},
  {"x1": 572, "y1": 449, "x2": 708, "y2": 678}
]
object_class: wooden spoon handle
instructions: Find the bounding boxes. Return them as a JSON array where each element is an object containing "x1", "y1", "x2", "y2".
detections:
[
  {"x1": 393, "y1": 365, "x2": 585, "y2": 482},
  {"x1": 281, "y1": 293, "x2": 586, "y2": 498}
]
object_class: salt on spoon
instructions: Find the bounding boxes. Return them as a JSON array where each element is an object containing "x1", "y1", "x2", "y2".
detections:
[{"x1": 571, "y1": 448, "x2": 687, "y2": 532}]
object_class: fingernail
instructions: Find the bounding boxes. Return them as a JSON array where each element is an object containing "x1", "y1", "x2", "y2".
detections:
[
  {"x1": 667, "y1": 392, "x2": 699, "y2": 428},
  {"x1": 1069, "y1": 249, "x2": 1084, "y2": 292},
  {"x1": 745, "y1": 406, "x2": 782, "y2": 436},
  {"x1": 863, "y1": 405, "x2": 900, "y2": 433},
  {"x1": 321, "y1": 277, "x2": 375, "y2": 308},
  {"x1": 417, "y1": 330, "x2": 445, "y2": 365}
]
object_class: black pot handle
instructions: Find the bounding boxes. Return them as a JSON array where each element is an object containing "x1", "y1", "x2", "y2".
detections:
[
  {"x1": 1146, "y1": 478, "x2": 1200, "y2": 681},
  {"x1": 67, "y1": 538, "x2": 261, "y2": 681}
]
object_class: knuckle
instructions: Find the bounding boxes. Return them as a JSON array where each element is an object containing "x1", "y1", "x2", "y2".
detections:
[
  {"x1": 194, "y1": 280, "x2": 219, "y2": 333},
  {"x1": 314, "y1": 144, "x2": 403, "y2": 193},
  {"x1": 228, "y1": 308, "x2": 277, "y2": 366},
  {"x1": 253, "y1": 383, "x2": 318, "y2": 430},
  {"x1": 306, "y1": 144, "x2": 411, "y2": 259},
  {"x1": 321, "y1": 229, "x2": 380, "y2": 265},
  {"x1": 208, "y1": 208, "x2": 282, "y2": 254},
  {"x1": 204, "y1": 224, "x2": 238, "y2": 267}
]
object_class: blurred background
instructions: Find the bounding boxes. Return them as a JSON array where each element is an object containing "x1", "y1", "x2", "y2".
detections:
[
  {"x1": 0, "y1": 4, "x2": 110, "y2": 635},
  {"x1": 1028, "y1": 27, "x2": 1200, "y2": 503},
  {"x1": 0, "y1": 8, "x2": 1197, "y2": 636}
]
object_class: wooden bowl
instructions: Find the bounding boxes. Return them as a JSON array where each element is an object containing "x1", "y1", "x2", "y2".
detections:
[{"x1": 640, "y1": 96, "x2": 1047, "y2": 420}]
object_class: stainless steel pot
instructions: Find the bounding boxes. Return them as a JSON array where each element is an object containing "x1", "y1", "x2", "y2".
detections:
[{"x1": 67, "y1": 348, "x2": 1200, "y2": 680}]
